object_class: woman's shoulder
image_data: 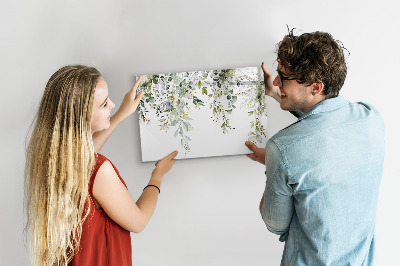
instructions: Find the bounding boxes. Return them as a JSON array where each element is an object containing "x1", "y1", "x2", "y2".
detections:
[
  {"x1": 95, "y1": 153, "x2": 108, "y2": 163},
  {"x1": 96, "y1": 160, "x2": 117, "y2": 178},
  {"x1": 93, "y1": 153, "x2": 127, "y2": 188},
  {"x1": 90, "y1": 153, "x2": 115, "y2": 194}
]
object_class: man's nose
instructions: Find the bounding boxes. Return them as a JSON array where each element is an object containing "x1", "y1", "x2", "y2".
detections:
[{"x1": 273, "y1": 75, "x2": 280, "y2": 87}]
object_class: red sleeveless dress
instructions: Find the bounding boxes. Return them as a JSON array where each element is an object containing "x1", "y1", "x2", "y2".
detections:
[{"x1": 69, "y1": 153, "x2": 132, "y2": 266}]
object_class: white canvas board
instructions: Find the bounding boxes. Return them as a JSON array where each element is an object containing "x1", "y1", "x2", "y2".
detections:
[{"x1": 137, "y1": 66, "x2": 268, "y2": 162}]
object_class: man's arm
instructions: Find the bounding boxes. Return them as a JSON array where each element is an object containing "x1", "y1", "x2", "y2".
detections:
[
  {"x1": 245, "y1": 139, "x2": 294, "y2": 239},
  {"x1": 260, "y1": 140, "x2": 294, "y2": 240},
  {"x1": 260, "y1": 185, "x2": 293, "y2": 238},
  {"x1": 93, "y1": 77, "x2": 143, "y2": 152},
  {"x1": 259, "y1": 195, "x2": 264, "y2": 211},
  {"x1": 262, "y1": 62, "x2": 282, "y2": 103}
]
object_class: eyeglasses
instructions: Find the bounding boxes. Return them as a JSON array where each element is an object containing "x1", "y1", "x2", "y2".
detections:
[{"x1": 277, "y1": 70, "x2": 297, "y2": 86}]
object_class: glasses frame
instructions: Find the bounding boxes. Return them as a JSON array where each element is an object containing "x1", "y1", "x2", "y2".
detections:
[{"x1": 277, "y1": 70, "x2": 297, "y2": 86}]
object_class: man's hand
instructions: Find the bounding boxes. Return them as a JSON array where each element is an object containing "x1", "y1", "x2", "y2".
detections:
[
  {"x1": 245, "y1": 141, "x2": 266, "y2": 165},
  {"x1": 262, "y1": 62, "x2": 281, "y2": 103}
]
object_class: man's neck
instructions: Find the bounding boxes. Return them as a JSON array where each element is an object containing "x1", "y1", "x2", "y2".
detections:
[{"x1": 301, "y1": 95, "x2": 327, "y2": 113}]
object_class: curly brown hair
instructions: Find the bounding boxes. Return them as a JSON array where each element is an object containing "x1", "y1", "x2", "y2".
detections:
[{"x1": 277, "y1": 30, "x2": 348, "y2": 98}]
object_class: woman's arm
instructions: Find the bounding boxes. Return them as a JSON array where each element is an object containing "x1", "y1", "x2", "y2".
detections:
[
  {"x1": 93, "y1": 150, "x2": 178, "y2": 233},
  {"x1": 92, "y1": 77, "x2": 143, "y2": 152}
]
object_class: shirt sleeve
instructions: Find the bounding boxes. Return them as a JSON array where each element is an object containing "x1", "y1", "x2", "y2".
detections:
[{"x1": 260, "y1": 139, "x2": 294, "y2": 241}]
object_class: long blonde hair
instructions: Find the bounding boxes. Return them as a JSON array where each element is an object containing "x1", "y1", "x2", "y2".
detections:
[{"x1": 25, "y1": 65, "x2": 101, "y2": 265}]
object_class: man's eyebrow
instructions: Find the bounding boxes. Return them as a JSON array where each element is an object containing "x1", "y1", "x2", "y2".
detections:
[{"x1": 277, "y1": 68, "x2": 291, "y2": 77}]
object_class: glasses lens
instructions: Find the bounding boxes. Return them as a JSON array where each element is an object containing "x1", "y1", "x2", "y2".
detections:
[{"x1": 279, "y1": 72, "x2": 284, "y2": 86}]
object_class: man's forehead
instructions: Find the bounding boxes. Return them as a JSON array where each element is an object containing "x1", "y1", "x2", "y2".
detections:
[{"x1": 277, "y1": 63, "x2": 294, "y2": 76}]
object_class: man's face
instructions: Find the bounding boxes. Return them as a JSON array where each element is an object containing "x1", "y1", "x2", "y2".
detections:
[{"x1": 272, "y1": 64, "x2": 315, "y2": 113}]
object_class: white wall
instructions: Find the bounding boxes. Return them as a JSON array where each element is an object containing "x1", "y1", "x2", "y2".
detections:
[{"x1": 1, "y1": 0, "x2": 399, "y2": 265}]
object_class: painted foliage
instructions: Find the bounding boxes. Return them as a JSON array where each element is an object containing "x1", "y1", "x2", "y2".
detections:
[{"x1": 137, "y1": 66, "x2": 267, "y2": 161}]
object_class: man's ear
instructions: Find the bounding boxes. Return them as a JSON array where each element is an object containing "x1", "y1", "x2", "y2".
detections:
[{"x1": 312, "y1": 82, "x2": 324, "y2": 96}]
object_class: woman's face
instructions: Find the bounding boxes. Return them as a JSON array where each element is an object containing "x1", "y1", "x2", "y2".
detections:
[{"x1": 91, "y1": 77, "x2": 115, "y2": 133}]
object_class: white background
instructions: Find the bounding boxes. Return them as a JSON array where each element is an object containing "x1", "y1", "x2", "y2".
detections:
[{"x1": 1, "y1": 0, "x2": 399, "y2": 265}]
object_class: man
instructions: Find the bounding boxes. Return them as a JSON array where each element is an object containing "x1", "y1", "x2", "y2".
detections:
[{"x1": 245, "y1": 31, "x2": 385, "y2": 265}]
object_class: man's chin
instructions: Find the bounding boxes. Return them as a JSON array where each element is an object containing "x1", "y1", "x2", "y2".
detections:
[{"x1": 279, "y1": 103, "x2": 290, "y2": 111}]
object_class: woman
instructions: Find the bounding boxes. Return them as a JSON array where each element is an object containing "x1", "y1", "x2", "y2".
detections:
[{"x1": 25, "y1": 65, "x2": 177, "y2": 265}]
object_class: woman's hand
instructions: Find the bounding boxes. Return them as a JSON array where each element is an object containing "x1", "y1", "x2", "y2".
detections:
[
  {"x1": 262, "y1": 62, "x2": 281, "y2": 103},
  {"x1": 152, "y1": 150, "x2": 178, "y2": 179},
  {"x1": 115, "y1": 76, "x2": 144, "y2": 120},
  {"x1": 92, "y1": 77, "x2": 144, "y2": 152}
]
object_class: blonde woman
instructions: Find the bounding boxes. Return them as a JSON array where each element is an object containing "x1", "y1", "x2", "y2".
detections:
[{"x1": 25, "y1": 65, "x2": 177, "y2": 266}]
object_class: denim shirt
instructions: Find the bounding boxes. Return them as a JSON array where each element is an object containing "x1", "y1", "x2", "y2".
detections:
[{"x1": 260, "y1": 96, "x2": 385, "y2": 266}]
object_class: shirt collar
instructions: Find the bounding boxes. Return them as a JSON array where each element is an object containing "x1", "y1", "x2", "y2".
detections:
[{"x1": 298, "y1": 95, "x2": 350, "y2": 121}]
